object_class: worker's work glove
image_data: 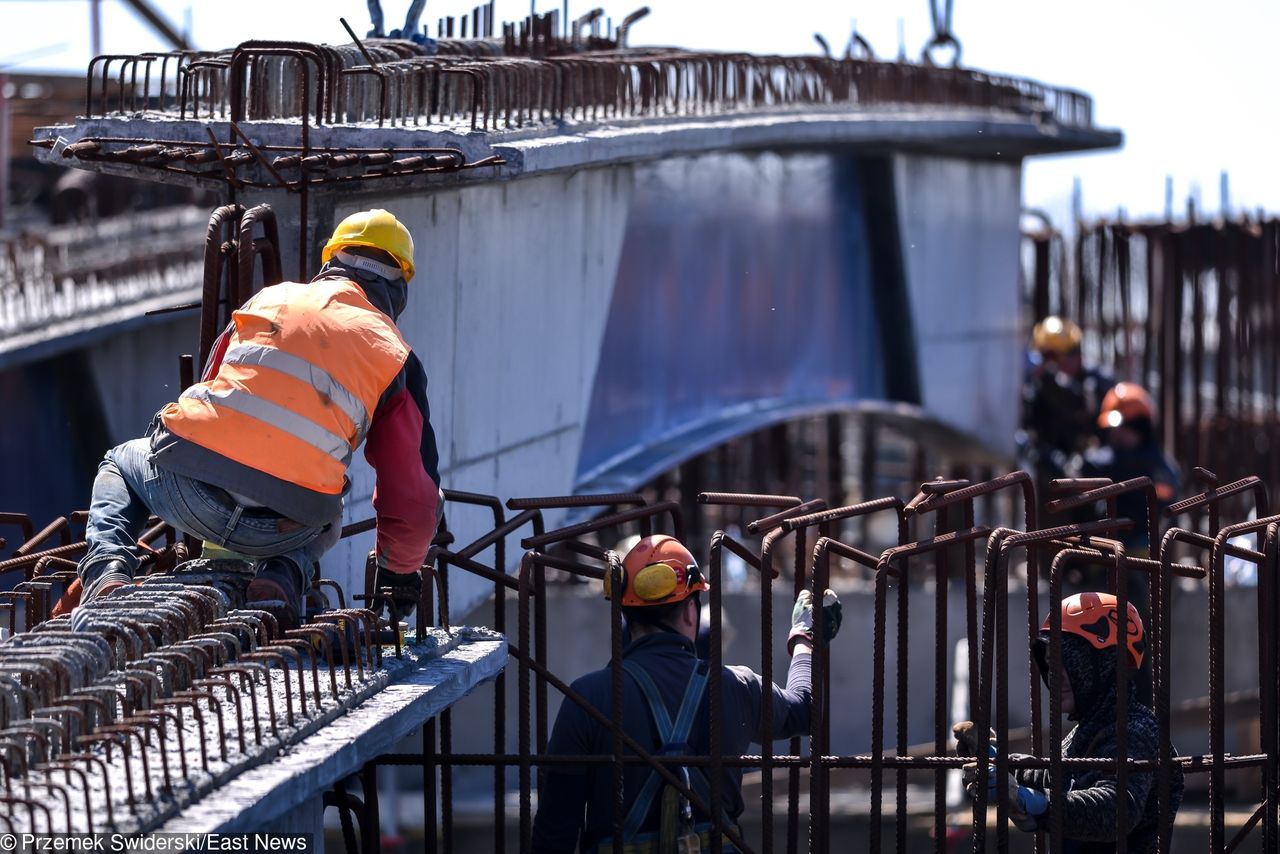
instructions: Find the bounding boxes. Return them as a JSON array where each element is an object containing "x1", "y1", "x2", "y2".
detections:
[
  {"x1": 952, "y1": 720, "x2": 995, "y2": 758},
  {"x1": 373, "y1": 553, "x2": 422, "y2": 621},
  {"x1": 960, "y1": 742, "x2": 1045, "y2": 833},
  {"x1": 788, "y1": 588, "x2": 842, "y2": 653}
]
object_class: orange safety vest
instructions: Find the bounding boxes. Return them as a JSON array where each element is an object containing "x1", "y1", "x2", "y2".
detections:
[{"x1": 161, "y1": 278, "x2": 410, "y2": 495}]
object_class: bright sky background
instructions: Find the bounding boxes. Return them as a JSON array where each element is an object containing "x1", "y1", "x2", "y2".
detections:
[{"x1": 2, "y1": 0, "x2": 1276, "y2": 225}]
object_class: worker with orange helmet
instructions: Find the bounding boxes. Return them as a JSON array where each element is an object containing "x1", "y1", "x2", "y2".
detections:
[
  {"x1": 1079, "y1": 381, "x2": 1179, "y2": 552},
  {"x1": 532, "y1": 534, "x2": 841, "y2": 853},
  {"x1": 957, "y1": 593, "x2": 1182, "y2": 852},
  {"x1": 66, "y1": 209, "x2": 442, "y2": 629},
  {"x1": 1021, "y1": 316, "x2": 1114, "y2": 488}
]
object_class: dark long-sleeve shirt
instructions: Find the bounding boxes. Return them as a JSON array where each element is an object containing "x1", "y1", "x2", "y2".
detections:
[
  {"x1": 532, "y1": 631, "x2": 811, "y2": 853},
  {"x1": 1016, "y1": 696, "x2": 1183, "y2": 853}
]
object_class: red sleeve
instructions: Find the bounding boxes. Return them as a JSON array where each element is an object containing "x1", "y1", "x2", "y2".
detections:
[
  {"x1": 201, "y1": 324, "x2": 234, "y2": 381},
  {"x1": 363, "y1": 385, "x2": 441, "y2": 574}
]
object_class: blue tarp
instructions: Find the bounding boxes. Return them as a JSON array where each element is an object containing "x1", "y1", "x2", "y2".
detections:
[{"x1": 577, "y1": 152, "x2": 887, "y2": 490}]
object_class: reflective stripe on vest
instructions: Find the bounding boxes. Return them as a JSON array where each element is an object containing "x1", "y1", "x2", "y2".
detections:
[
  {"x1": 180, "y1": 384, "x2": 353, "y2": 466},
  {"x1": 221, "y1": 342, "x2": 369, "y2": 442},
  {"x1": 160, "y1": 278, "x2": 410, "y2": 495}
]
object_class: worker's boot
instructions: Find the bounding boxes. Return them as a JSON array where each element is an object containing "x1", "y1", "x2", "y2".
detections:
[
  {"x1": 246, "y1": 557, "x2": 305, "y2": 634},
  {"x1": 157, "y1": 555, "x2": 256, "y2": 609},
  {"x1": 81, "y1": 558, "x2": 134, "y2": 604},
  {"x1": 51, "y1": 558, "x2": 133, "y2": 619}
]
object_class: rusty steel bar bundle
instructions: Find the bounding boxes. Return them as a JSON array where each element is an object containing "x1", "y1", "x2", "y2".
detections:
[
  {"x1": 73, "y1": 34, "x2": 1097, "y2": 135},
  {"x1": 34, "y1": 133, "x2": 501, "y2": 195},
  {"x1": 0, "y1": 571, "x2": 393, "y2": 833},
  {"x1": 0, "y1": 498, "x2": 476, "y2": 836}
]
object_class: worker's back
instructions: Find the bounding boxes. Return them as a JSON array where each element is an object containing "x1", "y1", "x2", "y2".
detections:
[
  {"x1": 161, "y1": 278, "x2": 409, "y2": 495},
  {"x1": 533, "y1": 631, "x2": 811, "y2": 852}
]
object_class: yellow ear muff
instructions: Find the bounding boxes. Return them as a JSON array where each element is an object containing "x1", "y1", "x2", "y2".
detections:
[{"x1": 634, "y1": 562, "x2": 680, "y2": 602}]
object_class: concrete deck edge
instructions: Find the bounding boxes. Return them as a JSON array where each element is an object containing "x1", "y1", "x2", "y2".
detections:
[
  {"x1": 154, "y1": 634, "x2": 507, "y2": 833},
  {"x1": 493, "y1": 110, "x2": 1122, "y2": 175},
  {"x1": 31, "y1": 108, "x2": 1121, "y2": 194}
]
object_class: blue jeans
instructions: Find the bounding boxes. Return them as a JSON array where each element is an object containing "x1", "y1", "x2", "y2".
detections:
[{"x1": 80, "y1": 437, "x2": 341, "y2": 586}]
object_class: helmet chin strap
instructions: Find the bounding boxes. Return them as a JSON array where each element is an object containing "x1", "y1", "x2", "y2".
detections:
[{"x1": 335, "y1": 248, "x2": 404, "y2": 282}]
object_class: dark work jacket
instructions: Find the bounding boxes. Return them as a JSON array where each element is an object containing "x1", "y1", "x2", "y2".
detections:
[
  {"x1": 531, "y1": 631, "x2": 812, "y2": 854},
  {"x1": 1019, "y1": 640, "x2": 1184, "y2": 853},
  {"x1": 1023, "y1": 364, "x2": 1113, "y2": 460}
]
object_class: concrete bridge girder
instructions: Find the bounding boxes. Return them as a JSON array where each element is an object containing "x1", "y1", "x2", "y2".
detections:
[
  {"x1": 318, "y1": 167, "x2": 635, "y2": 600},
  {"x1": 308, "y1": 148, "x2": 1026, "y2": 617},
  {"x1": 16, "y1": 102, "x2": 1120, "y2": 618}
]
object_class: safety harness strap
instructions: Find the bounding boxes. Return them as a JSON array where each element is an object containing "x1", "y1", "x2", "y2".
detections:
[{"x1": 620, "y1": 659, "x2": 709, "y2": 840}]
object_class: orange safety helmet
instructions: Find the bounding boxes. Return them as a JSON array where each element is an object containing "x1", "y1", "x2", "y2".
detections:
[
  {"x1": 1097, "y1": 382, "x2": 1156, "y2": 429},
  {"x1": 1041, "y1": 592, "x2": 1145, "y2": 670},
  {"x1": 605, "y1": 535, "x2": 709, "y2": 608}
]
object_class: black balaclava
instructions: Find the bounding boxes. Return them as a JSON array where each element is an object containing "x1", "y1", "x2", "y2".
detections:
[
  {"x1": 1034, "y1": 632, "x2": 1119, "y2": 721},
  {"x1": 313, "y1": 245, "x2": 409, "y2": 321}
]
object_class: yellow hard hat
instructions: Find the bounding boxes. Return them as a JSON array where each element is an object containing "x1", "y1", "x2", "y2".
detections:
[
  {"x1": 1032, "y1": 316, "x2": 1083, "y2": 356},
  {"x1": 322, "y1": 209, "x2": 416, "y2": 281}
]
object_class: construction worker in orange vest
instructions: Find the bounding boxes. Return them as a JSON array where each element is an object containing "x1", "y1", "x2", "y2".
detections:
[
  {"x1": 66, "y1": 209, "x2": 442, "y2": 629},
  {"x1": 532, "y1": 535, "x2": 842, "y2": 853}
]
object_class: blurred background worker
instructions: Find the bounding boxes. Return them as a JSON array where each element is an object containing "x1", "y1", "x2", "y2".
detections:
[
  {"x1": 531, "y1": 534, "x2": 841, "y2": 853},
  {"x1": 63, "y1": 209, "x2": 442, "y2": 630},
  {"x1": 1021, "y1": 316, "x2": 1114, "y2": 492},
  {"x1": 1080, "y1": 381, "x2": 1179, "y2": 558}
]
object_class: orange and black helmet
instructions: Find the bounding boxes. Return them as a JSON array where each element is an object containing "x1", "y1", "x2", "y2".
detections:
[
  {"x1": 1097, "y1": 382, "x2": 1156, "y2": 429},
  {"x1": 604, "y1": 535, "x2": 709, "y2": 608},
  {"x1": 1040, "y1": 592, "x2": 1145, "y2": 670}
]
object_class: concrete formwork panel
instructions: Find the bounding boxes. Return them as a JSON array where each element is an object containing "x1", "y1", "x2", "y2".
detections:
[
  {"x1": 893, "y1": 155, "x2": 1024, "y2": 456},
  {"x1": 321, "y1": 168, "x2": 635, "y2": 607}
]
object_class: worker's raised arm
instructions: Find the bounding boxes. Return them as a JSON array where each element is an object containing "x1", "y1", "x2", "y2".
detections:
[
  {"x1": 364, "y1": 351, "x2": 442, "y2": 576},
  {"x1": 737, "y1": 588, "x2": 843, "y2": 742}
]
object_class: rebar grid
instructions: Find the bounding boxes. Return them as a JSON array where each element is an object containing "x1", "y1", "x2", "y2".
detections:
[
  {"x1": 355, "y1": 469, "x2": 1276, "y2": 854},
  {"x1": 0, "y1": 504, "x2": 467, "y2": 835},
  {"x1": 72, "y1": 31, "x2": 1094, "y2": 135},
  {"x1": 31, "y1": 26, "x2": 1094, "y2": 192}
]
